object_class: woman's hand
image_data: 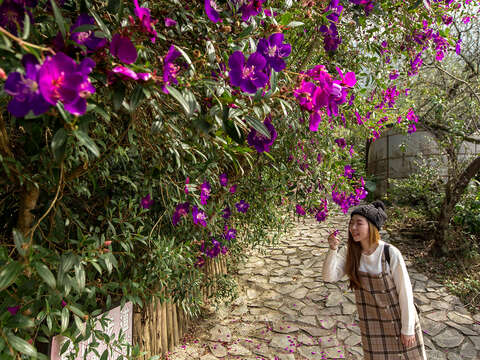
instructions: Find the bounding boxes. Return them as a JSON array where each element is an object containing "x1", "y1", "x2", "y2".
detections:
[
  {"x1": 401, "y1": 334, "x2": 416, "y2": 347},
  {"x1": 327, "y1": 230, "x2": 340, "y2": 250}
]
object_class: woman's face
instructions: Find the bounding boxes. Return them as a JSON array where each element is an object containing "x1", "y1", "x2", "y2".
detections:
[{"x1": 349, "y1": 215, "x2": 370, "y2": 243}]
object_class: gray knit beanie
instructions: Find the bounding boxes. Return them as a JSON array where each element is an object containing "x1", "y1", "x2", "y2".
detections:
[{"x1": 350, "y1": 200, "x2": 387, "y2": 230}]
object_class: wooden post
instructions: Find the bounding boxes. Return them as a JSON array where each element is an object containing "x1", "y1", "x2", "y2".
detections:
[
  {"x1": 166, "y1": 299, "x2": 174, "y2": 352},
  {"x1": 143, "y1": 304, "x2": 151, "y2": 359},
  {"x1": 133, "y1": 310, "x2": 142, "y2": 360}
]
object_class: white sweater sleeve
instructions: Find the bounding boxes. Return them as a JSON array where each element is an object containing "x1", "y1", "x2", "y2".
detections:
[
  {"x1": 389, "y1": 246, "x2": 416, "y2": 336},
  {"x1": 322, "y1": 246, "x2": 347, "y2": 282}
]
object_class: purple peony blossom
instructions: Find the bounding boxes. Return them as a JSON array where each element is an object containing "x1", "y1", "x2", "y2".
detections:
[
  {"x1": 205, "y1": 0, "x2": 222, "y2": 23},
  {"x1": 111, "y1": 66, "x2": 151, "y2": 81},
  {"x1": 133, "y1": 0, "x2": 158, "y2": 43},
  {"x1": 343, "y1": 165, "x2": 355, "y2": 179},
  {"x1": 222, "y1": 206, "x2": 231, "y2": 219},
  {"x1": 4, "y1": 55, "x2": 50, "y2": 117},
  {"x1": 38, "y1": 52, "x2": 95, "y2": 116},
  {"x1": 247, "y1": 117, "x2": 277, "y2": 153},
  {"x1": 239, "y1": 0, "x2": 265, "y2": 22},
  {"x1": 200, "y1": 181, "x2": 211, "y2": 205},
  {"x1": 256, "y1": 33, "x2": 291, "y2": 72},
  {"x1": 0, "y1": 0, "x2": 32, "y2": 35},
  {"x1": 228, "y1": 51, "x2": 268, "y2": 94},
  {"x1": 334, "y1": 138, "x2": 347, "y2": 149},
  {"x1": 319, "y1": 23, "x2": 341, "y2": 52},
  {"x1": 224, "y1": 226, "x2": 237, "y2": 241},
  {"x1": 71, "y1": 14, "x2": 107, "y2": 52},
  {"x1": 235, "y1": 200, "x2": 250, "y2": 213},
  {"x1": 192, "y1": 206, "x2": 207, "y2": 227},
  {"x1": 172, "y1": 202, "x2": 190, "y2": 225},
  {"x1": 164, "y1": 17, "x2": 176, "y2": 27},
  {"x1": 162, "y1": 45, "x2": 182, "y2": 93},
  {"x1": 219, "y1": 173, "x2": 228, "y2": 186},
  {"x1": 110, "y1": 34, "x2": 138, "y2": 64},
  {"x1": 295, "y1": 205, "x2": 306, "y2": 216},
  {"x1": 7, "y1": 305, "x2": 20, "y2": 315},
  {"x1": 141, "y1": 194, "x2": 154, "y2": 209}
]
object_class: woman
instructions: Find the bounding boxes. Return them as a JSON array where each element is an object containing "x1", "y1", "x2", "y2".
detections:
[{"x1": 322, "y1": 200, "x2": 426, "y2": 359}]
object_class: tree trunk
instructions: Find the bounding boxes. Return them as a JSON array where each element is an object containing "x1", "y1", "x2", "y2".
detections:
[{"x1": 432, "y1": 156, "x2": 480, "y2": 256}]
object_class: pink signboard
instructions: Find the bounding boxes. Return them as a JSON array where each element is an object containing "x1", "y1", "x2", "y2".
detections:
[{"x1": 50, "y1": 302, "x2": 133, "y2": 360}]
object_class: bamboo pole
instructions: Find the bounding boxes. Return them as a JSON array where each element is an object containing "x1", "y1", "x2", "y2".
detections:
[
  {"x1": 161, "y1": 293, "x2": 168, "y2": 355},
  {"x1": 172, "y1": 301, "x2": 179, "y2": 346},
  {"x1": 166, "y1": 299, "x2": 174, "y2": 352}
]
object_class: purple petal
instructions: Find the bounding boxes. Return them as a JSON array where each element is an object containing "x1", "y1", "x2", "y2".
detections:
[
  {"x1": 228, "y1": 51, "x2": 245, "y2": 71},
  {"x1": 229, "y1": 70, "x2": 242, "y2": 87},
  {"x1": 63, "y1": 96, "x2": 87, "y2": 116},
  {"x1": 246, "y1": 52, "x2": 266, "y2": 70},
  {"x1": 251, "y1": 71, "x2": 268, "y2": 88},
  {"x1": 268, "y1": 33, "x2": 284, "y2": 46},
  {"x1": 110, "y1": 34, "x2": 138, "y2": 64}
]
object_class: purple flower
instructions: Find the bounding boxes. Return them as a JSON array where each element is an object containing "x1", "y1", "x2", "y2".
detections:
[
  {"x1": 294, "y1": 81, "x2": 316, "y2": 111},
  {"x1": 61, "y1": 300, "x2": 67, "y2": 308},
  {"x1": 71, "y1": 14, "x2": 107, "y2": 52},
  {"x1": 256, "y1": 33, "x2": 291, "y2": 72},
  {"x1": 239, "y1": 0, "x2": 265, "y2": 22},
  {"x1": 165, "y1": 17, "x2": 176, "y2": 27},
  {"x1": 228, "y1": 51, "x2": 268, "y2": 94},
  {"x1": 317, "y1": 153, "x2": 323, "y2": 163},
  {"x1": 224, "y1": 226, "x2": 237, "y2": 241},
  {"x1": 315, "y1": 209, "x2": 328, "y2": 222},
  {"x1": 7, "y1": 306, "x2": 20, "y2": 315},
  {"x1": 162, "y1": 45, "x2": 182, "y2": 93},
  {"x1": 319, "y1": 23, "x2": 341, "y2": 52},
  {"x1": 389, "y1": 71, "x2": 399, "y2": 80},
  {"x1": 172, "y1": 202, "x2": 190, "y2": 226},
  {"x1": 455, "y1": 38, "x2": 462, "y2": 55},
  {"x1": 334, "y1": 138, "x2": 346, "y2": 149},
  {"x1": 349, "y1": 145, "x2": 355, "y2": 157},
  {"x1": 110, "y1": 34, "x2": 138, "y2": 64},
  {"x1": 229, "y1": 184, "x2": 237, "y2": 193},
  {"x1": 222, "y1": 206, "x2": 231, "y2": 219},
  {"x1": 247, "y1": 117, "x2": 277, "y2": 153},
  {"x1": 111, "y1": 66, "x2": 151, "y2": 81},
  {"x1": 185, "y1": 177, "x2": 190, "y2": 194},
  {"x1": 200, "y1": 181, "x2": 211, "y2": 205},
  {"x1": 325, "y1": 0, "x2": 343, "y2": 22},
  {"x1": 235, "y1": 200, "x2": 250, "y2": 213},
  {"x1": 0, "y1": 0, "x2": 31, "y2": 35},
  {"x1": 38, "y1": 52, "x2": 95, "y2": 116},
  {"x1": 219, "y1": 173, "x2": 228, "y2": 186},
  {"x1": 133, "y1": 0, "x2": 158, "y2": 43},
  {"x1": 141, "y1": 194, "x2": 154, "y2": 209},
  {"x1": 406, "y1": 108, "x2": 418, "y2": 123},
  {"x1": 407, "y1": 123, "x2": 417, "y2": 134},
  {"x1": 192, "y1": 206, "x2": 207, "y2": 227},
  {"x1": 295, "y1": 205, "x2": 306, "y2": 216},
  {"x1": 343, "y1": 165, "x2": 355, "y2": 179},
  {"x1": 205, "y1": 0, "x2": 222, "y2": 23},
  {"x1": 4, "y1": 55, "x2": 50, "y2": 117}
]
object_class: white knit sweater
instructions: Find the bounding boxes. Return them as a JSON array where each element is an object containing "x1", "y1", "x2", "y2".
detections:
[{"x1": 322, "y1": 240, "x2": 416, "y2": 335}]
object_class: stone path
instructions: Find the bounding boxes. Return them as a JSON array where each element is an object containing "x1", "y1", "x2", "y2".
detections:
[{"x1": 168, "y1": 214, "x2": 480, "y2": 360}]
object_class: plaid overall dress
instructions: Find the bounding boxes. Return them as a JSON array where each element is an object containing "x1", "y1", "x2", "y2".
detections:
[{"x1": 354, "y1": 244, "x2": 427, "y2": 359}]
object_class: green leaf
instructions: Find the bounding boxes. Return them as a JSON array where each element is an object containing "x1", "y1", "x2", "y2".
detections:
[
  {"x1": 60, "y1": 339, "x2": 70, "y2": 355},
  {"x1": 286, "y1": 21, "x2": 304, "y2": 27},
  {"x1": 61, "y1": 307, "x2": 69, "y2": 333},
  {"x1": 74, "y1": 263, "x2": 85, "y2": 292},
  {"x1": 0, "y1": 261, "x2": 22, "y2": 291},
  {"x1": 69, "y1": 305, "x2": 85, "y2": 318},
  {"x1": 51, "y1": 128, "x2": 67, "y2": 162},
  {"x1": 107, "y1": 0, "x2": 121, "y2": 12},
  {"x1": 101, "y1": 349, "x2": 108, "y2": 360},
  {"x1": 34, "y1": 262, "x2": 56, "y2": 289},
  {"x1": 245, "y1": 115, "x2": 270, "y2": 138},
  {"x1": 5, "y1": 314, "x2": 35, "y2": 329},
  {"x1": 49, "y1": 0, "x2": 66, "y2": 39},
  {"x1": 112, "y1": 84, "x2": 125, "y2": 112},
  {"x1": 12, "y1": 229, "x2": 27, "y2": 256},
  {"x1": 175, "y1": 46, "x2": 195, "y2": 75},
  {"x1": 71, "y1": 24, "x2": 97, "y2": 33},
  {"x1": 130, "y1": 84, "x2": 145, "y2": 112},
  {"x1": 166, "y1": 86, "x2": 192, "y2": 117},
  {"x1": 74, "y1": 130, "x2": 100, "y2": 157},
  {"x1": 6, "y1": 331, "x2": 37, "y2": 357},
  {"x1": 408, "y1": 0, "x2": 422, "y2": 11},
  {"x1": 22, "y1": 12, "x2": 30, "y2": 40},
  {"x1": 88, "y1": 9, "x2": 111, "y2": 40}
]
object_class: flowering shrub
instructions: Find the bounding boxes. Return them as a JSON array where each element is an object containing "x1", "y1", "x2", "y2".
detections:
[{"x1": 0, "y1": 0, "x2": 475, "y2": 358}]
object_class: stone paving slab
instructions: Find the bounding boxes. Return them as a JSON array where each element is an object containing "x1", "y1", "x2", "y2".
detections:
[{"x1": 167, "y1": 214, "x2": 480, "y2": 360}]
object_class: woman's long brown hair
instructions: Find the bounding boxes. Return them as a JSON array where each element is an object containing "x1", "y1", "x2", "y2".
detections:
[{"x1": 346, "y1": 220, "x2": 380, "y2": 290}]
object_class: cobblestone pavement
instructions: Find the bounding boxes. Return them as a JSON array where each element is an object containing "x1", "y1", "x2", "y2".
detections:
[{"x1": 168, "y1": 214, "x2": 480, "y2": 360}]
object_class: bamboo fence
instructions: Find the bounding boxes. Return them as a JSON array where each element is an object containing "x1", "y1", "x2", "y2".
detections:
[{"x1": 132, "y1": 256, "x2": 228, "y2": 358}]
